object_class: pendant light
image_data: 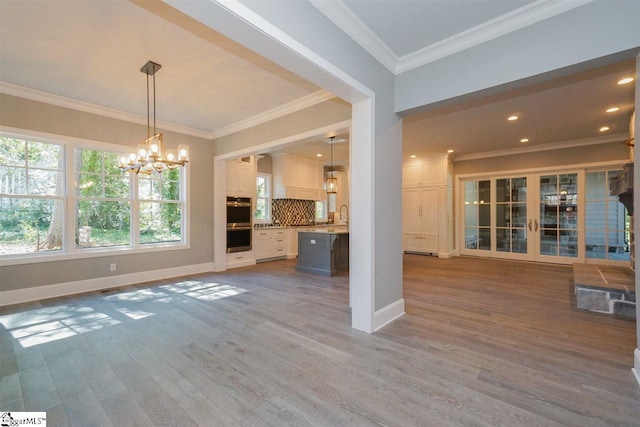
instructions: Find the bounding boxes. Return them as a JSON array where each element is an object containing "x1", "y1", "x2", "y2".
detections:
[
  {"x1": 119, "y1": 61, "x2": 189, "y2": 174},
  {"x1": 326, "y1": 136, "x2": 337, "y2": 194}
]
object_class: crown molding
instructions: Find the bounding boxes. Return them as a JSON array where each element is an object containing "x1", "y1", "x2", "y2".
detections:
[
  {"x1": 397, "y1": 0, "x2": 594, "y2": 74},
  {"x1": 210, "y1": 90, "x2": 336, "y2": 139},
  {"x1": 309, "y1": 0, "x2": 398, "y2": 73},
  {"x1": 453, "y1": 132, "x2": 628, "y2": 161},
  {"x1": 1, "y1": 82, "x2": 337, "y2": 142},
  {"x1": 0, "y1": 81, "x2": 212, "y2": 139},
  {"x1": 312, "y1": 0, "x2": 594, "y2": 75}
]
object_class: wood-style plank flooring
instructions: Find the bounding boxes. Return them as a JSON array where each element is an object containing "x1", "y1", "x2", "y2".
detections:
[{"x1": 1, "y1": 255, "x2": 639, "y2": 426}]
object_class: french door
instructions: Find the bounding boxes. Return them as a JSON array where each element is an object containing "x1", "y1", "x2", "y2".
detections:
[{"x1": 462, "y1": 172, "x2": 581, "y2": 263}]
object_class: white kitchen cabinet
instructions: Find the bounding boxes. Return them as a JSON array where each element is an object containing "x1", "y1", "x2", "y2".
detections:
[
  {"x1": 403, "y1": 154, "x2": 451, "y2": 187},
  {"x1": 254, "y1": 228, "x2": 290, "y2": 261},
  {"x1": 272, "y1": 153, "x2": 324, "y2": 200},
  {"x1": 253, "y1": 229, "x2": 271, "y2": 259},
  {"x1": 227, "y1": 156, "x2": 255, "y2": 197},
  {"x1": 288, "y1": 228, "x2": 299, "y2": 257},
  {"x1": 403, "y1": 187, "x2": 439, "y2": 254}
]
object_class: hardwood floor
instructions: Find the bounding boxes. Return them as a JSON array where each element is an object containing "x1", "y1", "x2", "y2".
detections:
[{"x1": 1, "y1": 255, "x2": 639, "y2": 426}]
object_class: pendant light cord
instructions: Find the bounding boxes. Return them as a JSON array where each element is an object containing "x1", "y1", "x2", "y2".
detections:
[{"x1": 146, "y1": 71, "x2": 150, "y2": 139}]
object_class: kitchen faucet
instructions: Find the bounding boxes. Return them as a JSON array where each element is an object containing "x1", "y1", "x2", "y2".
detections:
[{"x1": 339, "y1": 204, "x2": 349, "y2": 225}]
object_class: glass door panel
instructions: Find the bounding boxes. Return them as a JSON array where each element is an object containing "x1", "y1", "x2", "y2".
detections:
[
  {"x1": 538, "y1": 173, "x2": 578, "y2": 259},
  {"x1": 496, "y1": 177, "x2": 528, "y2": 255},
  {"x1": 463, "y1": 180, "x2": 490, "y2": 251}
]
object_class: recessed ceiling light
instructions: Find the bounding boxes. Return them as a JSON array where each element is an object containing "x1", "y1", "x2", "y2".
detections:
[
  {"x1": 447, "y1": 149, "x2": 454, "y2": 153},
  {"x1": 410, "y1": 154, "x2": 416, "y2": 158},
  {"x1": 599, "y1": 126, "x2": 610, "y2": 132},
  {"x1": 617, "y1": 77, "x2": 634, "y2": 85},
  {"x1": 520, "y1": 138, "x2": 529, "y2": 143},
  {"x1": 316, "y1": 153, "x2": 322, "y2": 157},
  {"x1": 508, "y1": 115, "x2": 519, "y2": 121},
  {"x1": 606, "y1": 107, "x2": 620, "y2": 113}
]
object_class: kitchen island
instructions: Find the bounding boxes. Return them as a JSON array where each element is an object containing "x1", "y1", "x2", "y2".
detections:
[{"x1": 296, "y1": 228, "x2": 349, "y2": 276}]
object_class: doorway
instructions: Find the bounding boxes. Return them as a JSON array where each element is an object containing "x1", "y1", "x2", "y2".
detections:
[{"x1": 461, "y1": 167, "x2": 630, "y2": 265}]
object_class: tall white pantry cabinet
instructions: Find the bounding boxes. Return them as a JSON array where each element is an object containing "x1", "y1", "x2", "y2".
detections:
[{"x1": 402, "y1": 154, "x2": 454, "y2": 257}]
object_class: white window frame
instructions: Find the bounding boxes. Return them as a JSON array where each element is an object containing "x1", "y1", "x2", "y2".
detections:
[
  {"x1": 0, "y1": 128, "x2": 189, "y2": 267},
  {"x1": 255, "y1": 172, "x2": 271, "y2": 224}
]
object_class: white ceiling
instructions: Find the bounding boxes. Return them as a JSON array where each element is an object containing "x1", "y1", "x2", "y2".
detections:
[
  {"x1": 0, "y1": 0, "x2": 635, "y2": 164},
  {"x1": 342, "y1": 0, "x2": 533, "y2": 58}
]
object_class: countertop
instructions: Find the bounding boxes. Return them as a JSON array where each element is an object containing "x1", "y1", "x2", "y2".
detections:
[{"x1": 298, "y1": 227, "x2": 349, "y2": 234}]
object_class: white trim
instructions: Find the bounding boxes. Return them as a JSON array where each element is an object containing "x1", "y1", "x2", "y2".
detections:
[
  {"x1": 0, "y1": 81, "x2": 211, "y2": 139},
  {"x1": 0, "y1": 262, "x2": 214, "y2": 307},
  {"x1": 225, "y1": 258, "x2": 256, "y2": 269},
  {"x1": 211, "y1": 90, "x2": 335, "y2": 139},
  {"x1": 455, "y1": 159, "x2": 628, "y2": 180},
  {"x1": 208, "y1": 0, "x2": 375, "y2": 102},
  {"x1": 633, "y1": 349, "x2": 640, "y2": 387},
  {"x1": 215, "y1": 119, "x2": 352, "y2": 161},
  {"x1": 0, "y1": 126, "x2": 190, "y2": 267},
  {"x1": 396, "y1": 0, "x2": 594, "y2": 74},
  {"x1": 309, "y1": 0, "x2": 593, "y2": 75},
  {"x1": 438, "y1": 250, "x2": 456, "y2": 259},
  {"x1": 373, "y1": 298, "x2": 405, "y2": 331},
  {"x1": 309, "y1": 0, "x2": 398, "y2": 73},
  {"x1": 1, "y1": 82, "x2": 339, "y2": 143},
  {"x1": 453, "y1": 133, "x2": 628, "y2": 162}
]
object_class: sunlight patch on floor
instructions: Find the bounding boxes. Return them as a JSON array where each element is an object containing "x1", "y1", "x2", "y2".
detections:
[
  {"x1": 160, "y1": 280, "x2": 247, "y2": 301},
  {"x1": 0, "y1": 306, "x2": 121, "y2": 348}
]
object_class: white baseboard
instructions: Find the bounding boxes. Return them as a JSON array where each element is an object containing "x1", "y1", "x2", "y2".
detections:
[
  {"x1": 633, "y1": 349, "x2": 640, "y2": 387},
  {"x1": 0, "y1": 262, "x2": 215, "y2": 307},
  {"x1": 374, "y1": 298, "x2": 405, "y2": 331},
  {"x1": 438, "y1": 250, "x2": 456, "y2": 258},
  {"x1": 226, "y1": 259, "x2": 256, "y2": 269}
]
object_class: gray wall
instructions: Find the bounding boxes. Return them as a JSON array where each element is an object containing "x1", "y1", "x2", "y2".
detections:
[
  {"x1": 454, "y1": 142, "x2": 630, "y2": 176},
  {"x1": 396, "y1": 0, "x2": 640, "y2": 113},
  {"x1": 0, "y1": 94, "x2": 214, "y2": 291},
  {"x1": 213, "y1": 98, "x2": 350, "y2": 156}
]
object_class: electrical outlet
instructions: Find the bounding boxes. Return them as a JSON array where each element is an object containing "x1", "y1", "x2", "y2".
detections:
[{"x1": 110, "y1": 263, "x2": 116, "y2": 272}]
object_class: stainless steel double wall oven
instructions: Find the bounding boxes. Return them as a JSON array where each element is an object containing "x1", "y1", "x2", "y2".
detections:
[{"x1": 226, "y1": 196, "x2": 252, "y2": 253}]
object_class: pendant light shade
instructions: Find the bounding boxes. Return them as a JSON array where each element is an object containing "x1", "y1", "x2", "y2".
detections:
[{"x1": 326, "y1": 136, "x2": 337, "y2": 194}]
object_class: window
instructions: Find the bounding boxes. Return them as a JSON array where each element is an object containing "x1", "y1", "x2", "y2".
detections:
[
  {"x1": 255, "y1": 173, "x2": 271, "y2": 223},
  {"x1": 139, "y1": 169, "x2": 182, "y2": 244},
  {"x1": 315, "y1": 200, "x2": 327, "y2": 221},
  {"x1": 75, "y1": 148, "x2": 131, "y2": 248},
  {"x1": 585, "y1": 170, "x2": 629, "y2": 261},
  {"x1": 1, "y1": 132, "x2": 187, "y2": 263},
  {"x1": 0, "y1": 137, "x2": 64, "y2": 255}
]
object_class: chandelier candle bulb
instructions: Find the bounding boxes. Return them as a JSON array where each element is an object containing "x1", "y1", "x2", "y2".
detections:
[
  {"x1": 166, "y1": 149, "x2": 177, "y2": 162},
  {"x1": 178, "y1": 144, "x2": 189, "y2": 161}
]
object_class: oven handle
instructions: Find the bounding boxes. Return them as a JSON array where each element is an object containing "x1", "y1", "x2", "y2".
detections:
[{"x1": 227, "y1": 226, "x2": 253, "y2": 231}]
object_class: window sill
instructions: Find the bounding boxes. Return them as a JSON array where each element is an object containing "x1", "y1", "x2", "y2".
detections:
[{"x1": 0, "y1": 242, "x2": 190, "y2": 267}]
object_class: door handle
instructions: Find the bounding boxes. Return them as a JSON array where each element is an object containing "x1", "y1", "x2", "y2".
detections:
[
  {"x1": 528, "y1": 219, "x2": 532, "y2": 231},
  {"x1": 534, "y1": 219, "x2": 539, "y2": 232}
]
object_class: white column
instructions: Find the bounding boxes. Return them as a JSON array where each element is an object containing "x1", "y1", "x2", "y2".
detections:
[{"x1": 633, "y1": 52, "x2": 640, "y2": 387}]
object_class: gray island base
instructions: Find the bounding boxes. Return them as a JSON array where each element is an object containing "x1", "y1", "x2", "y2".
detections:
[{"x1": 296, "y1": 230, "x2": 349, "y2": 276}]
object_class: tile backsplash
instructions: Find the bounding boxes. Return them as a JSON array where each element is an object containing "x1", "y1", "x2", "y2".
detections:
[{"x1": 272, "y1": 199, "x2": 316, "y2": 226}]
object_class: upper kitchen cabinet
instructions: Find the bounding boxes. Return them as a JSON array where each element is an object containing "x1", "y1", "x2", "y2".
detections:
[
  {"x1": 227, "y1": 156, "x2": 255, "y2": 197},
  {"x1": 403, "y1": 154, "x2": 452, "y2": 187},
  {"x1": 272, "y1": 153, "x2": 324, "y2": 200}
]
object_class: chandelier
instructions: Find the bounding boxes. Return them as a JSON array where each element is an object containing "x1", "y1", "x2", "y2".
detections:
[{"x1": 119, "y1": 61, "x2": 189, "y2": 174}]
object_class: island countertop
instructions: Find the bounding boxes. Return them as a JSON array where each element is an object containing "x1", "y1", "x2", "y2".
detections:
[{"x1": 298, "y1": 227, "x2": 348, "y2": 234}]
